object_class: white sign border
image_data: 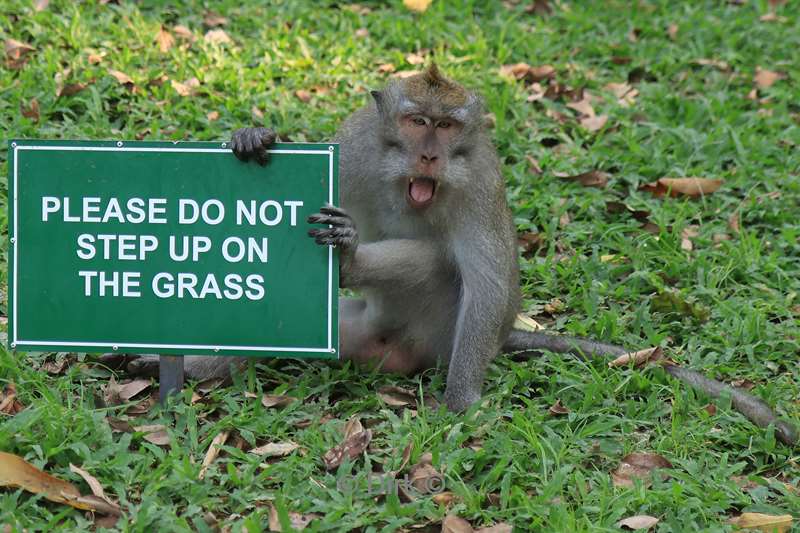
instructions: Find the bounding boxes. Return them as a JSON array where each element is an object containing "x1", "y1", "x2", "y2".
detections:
[{"x1": 10, "y1": 143, "x2": 337, "y2": 355}]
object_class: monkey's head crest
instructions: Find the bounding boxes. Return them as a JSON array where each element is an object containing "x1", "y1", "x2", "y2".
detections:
[{"x1": 403, "y1": 63, "x2": 468, "y2": 108}]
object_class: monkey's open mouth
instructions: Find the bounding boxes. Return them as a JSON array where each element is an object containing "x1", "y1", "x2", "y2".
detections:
[{"x1": 407, "y1": 177, "x2": 437, "y2": 208}]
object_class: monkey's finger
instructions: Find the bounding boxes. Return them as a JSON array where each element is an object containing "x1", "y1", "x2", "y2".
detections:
[
  {"x1": 307, "y1": 214, "x2": 351, "y2": 227},
  {"x1": 255, "y1": 151, "x2": 269, "y2": 166},
  {"x1": 318, "y1": 205, "x2": 350, "y2": 218},
  {"x1": 260, "y1": 128, "x2": 277, "y2": 147}
]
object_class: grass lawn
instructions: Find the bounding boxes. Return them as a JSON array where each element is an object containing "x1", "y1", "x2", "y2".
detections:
[{"x1": 1, "y1": 0, "x2": 799, "y2": 531}]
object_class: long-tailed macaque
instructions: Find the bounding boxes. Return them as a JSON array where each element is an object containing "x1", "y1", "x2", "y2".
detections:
[{"x1": 127, "y1": 65, "x2": 797, "y2": 445}]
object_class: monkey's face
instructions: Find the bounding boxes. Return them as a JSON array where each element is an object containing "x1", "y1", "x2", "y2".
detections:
[{"x1": 395, "y1": 112, "x2": 463, "y2": 210}]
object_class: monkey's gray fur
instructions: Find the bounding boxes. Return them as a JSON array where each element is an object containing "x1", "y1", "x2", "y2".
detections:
[{"x1": 122, "y1": 66, "x2": 797, "y2": 445}]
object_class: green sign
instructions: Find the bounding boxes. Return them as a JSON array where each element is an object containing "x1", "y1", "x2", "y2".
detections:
[{"x1": 7, "y1": 139, "x2": 339, "y2": 359}]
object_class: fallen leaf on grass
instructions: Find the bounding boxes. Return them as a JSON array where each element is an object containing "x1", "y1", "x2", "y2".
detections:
[
  {"x1": 249, "y1": 441, "x2": 299, "y2": 458},
  {"x1": 35, "y1": 0, "x2": 49, "y2": 11},
  {"x1": 639, "y1": 177, "x2": 723, "y2": 198},
  {"x1": 514, "y1": 313, "x2": 544, "y2": 331},
  {"x1": 667, "y1": 24, "x2": 679, "y2": 40},
  {"x1": 559, "y1": 170, "x2": 609, "y2": 188},
  {"x1": 403, "y1": 0, "x2": 432, "y2": 12},
  {"x1": 442, "y1": 514, "x2": 473, "y2": 533},
  {"x1": 617, "y1": 515, "x2": 660, "y2": 530},
  {"x1": 378, "y1": 385, "x2": 416, "y2": 407},
  {"x1": 294, "y1": 89, "x2": 312, "y2": 103},
  {"x1": 261, "y1": 394, "x2": 294, "y2": 408},
  {"x1": 566, "y1": 98, "x2": 595, "y2": 117},
  {"x1": 728, "y1": 512, "x2": 793, "y2": 532},
  {"x1": 323, "y1": 429, "x2": 372, "y2": 470},
  {"x1": 651, "y1": 290, "x2": 710, "y2": 322},
  {"x1": 604, "y1": 82, "x2": 638, "y2": 106},
  {"x1": 548, "y1": 400, "x2": 570, "y2": 416},
  {"x1": 133, "y1": 424, "x2": 170, "y2": 446},
  {"x1": 21, "y1": 98, "x2": 39, "y2": 122},
  {"x1": 198, "y1": 431, "x2": 229, "y2": 480},
  {"x1": 267, "y1": 504, "x2": 318, "y2": 531},
  {"x1": 499, "y1": 63, "x2": 555, "y2": 83},
  {"x1": 204, "y1": 29, "x2": 231, "y2": 44},
  {"x1": 580, "y1": 114, "x2": 608, "y2": 132},
  {"x1": 691, "y1": 58, "x2": 730, "y2": 72},
  {"x1": 0, "y1": 383, "x2": 24, "y2": 415},
  {"x1": 754, "y1": 68, "x2": 782, "y2": 89},
  {"x1": 173, "y1": 25, "x2": 195, "y2": 42},
  {"x1": 392, "y1": 70, "x2": 421, "y2": 79},
  {"x1": 203, "y1": 11, "x2": 227, "y2": 27},
  {"x1": 612, "y1": 453, "x2": 673, "y2": 488},
  {"x1": 155, "y1": 26, "x2": 174, "y2": 53},
  {"x1": 108, "y1": 69, "x2": 134, "y2": 88},
  {"x1": 69, "y1": 464, "x2": 120, "y2": 514},
  {"x1": 432, "y1": 491, "x2": 457, "y2": 506},
  {"x1": 87, "y1": 51, "x2": 106, "y2": 64},
  {"x1": 476, "y1": 525, "x2": 513, "y2": 533},
  {"x1": 608, "y1": 347, "x2": 663, "y2": 368},
  {"x1": 4, "y1": 38, "x2": 35, "y2": 69},
  {"x1": 377, "y1": 63, "x2": 396, "y2": 74},
  {"x1": 518, "y1": 231, "x2": 545, "y2": 257},
  {"x1": 0, "y1": 452, "x2": 120, "y2": 515},
  {"x1": 207, "y1": 110, "x2": 219, "y2": 121},
  {"x1": 171, "y1": 77, "x2": 200, "y2": 97}
]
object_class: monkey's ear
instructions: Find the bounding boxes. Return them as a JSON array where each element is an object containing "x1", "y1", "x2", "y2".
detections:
[{"x1": 370, "y1": 89, "x2": 386, "y2": 115}]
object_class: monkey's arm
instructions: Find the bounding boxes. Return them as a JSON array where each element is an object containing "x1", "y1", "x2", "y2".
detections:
[
  {"x1": 504, "y1": 329, "x2": 799, "y2": 446},
  {"x1": 343, "y1": 240, "x2": 443, "y2": 289}
]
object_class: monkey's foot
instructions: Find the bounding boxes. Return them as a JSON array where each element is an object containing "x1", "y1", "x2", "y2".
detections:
[
  {"x1": 231, "y1": 127, "x2": 277, "y2": 166},
  {"x1": 307, "y1": 205, "x2": 359, "y2": 253}
]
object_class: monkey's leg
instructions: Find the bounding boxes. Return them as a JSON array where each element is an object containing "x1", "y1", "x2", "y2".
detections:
[
  {"x1": 504, "y1": 329, "x2": 799, "y2": 446},
  {"x1": 339, "y1": 298, "x2": 422, "y2": 375}
]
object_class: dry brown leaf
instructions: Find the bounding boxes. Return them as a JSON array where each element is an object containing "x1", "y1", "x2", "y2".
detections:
[
  {"x1": 692, "y1": 58, "x2": 730, "y2": 71},
  {"x1": 403, "y1": 0, "x2": 432, "y2": 12},
  {"x1": 604, "y1": 82, "x2": 639, "y2": 106},
  {"x1": 608, "y1": 347, "x2": 663, "y2": 368},
  {"x1": 88, "y1": 51, "x2": 106, "y2": 64},
  {"x1": 134, "y1": 424, "x2": 170, "y2": 446},
  {"x1": 559, "y1": 170, "x2": 609, "y2": 188},
  {"x1": 442, "y1": 514, "x2": 473, "y2": 533},
  {"x1": 173, "y1": 25, "x2": 195, "y2": 42},
  {"x1": 250, "y1": 441, "x2": 299, "y2": 458},
  {"x1": 407, "y1": 457, "x2": 444, "y2": 494},
  {"x1": 754, "y1": 68, "x2": 782, "y2": 89},
  {"x1": 566, "y1": 98, "x2": 595, "y2": 117},
  {"x1": 378, "y1": 385, "x2": 416, "y2": 407},
  {"x1": 611, "y1": 452, "x2": 673, "y2": 488},
  {"x1": 355, "y1": 28, "x2": 369, "y2": 38},
  {"x1": 617, "y1": 515, "x2": 660, "y2": 530},
  {"x1": 108, "y1": 69, "x2": 134, "y2": 87},
  {"x1": 155, "y1": 26, "x2": 174, "y2": 53},
  {"x1": 0, "y1": 452, "x2": 121, "y2": 514},
  {"x1": 667, "y1": 24, "x2": 679, "y2": 40},
  {"x1": 581, "y1": 114, "x2": 608, "y2": 132},
  {"x1": 377, "y1": 63, "x2": 396, "y2": 74},
  {"x1": 295, "y1": 89, "x2": 312, "y2": 102},
  {"x1": 59, "y1": 82, "x2": 88, "y2": 97},
  {"x1": 5, "y1": 38, "x2": 35, "y2": 68},
  {"x1": 343, "y1": 416, "x2": 364, "y2": 439},
  {"x1": 267, "y1": 505, "x2": 318, "y2": 531},
  {"x1": 262, "y1": 394, "x2": 294, "y2": 408},
  {"x1": 406, "y1": 52, "x2": 426, "y2": 65},
  {"x1": 198, "y1": 431, "x2": 229, "y2": 480},
  {"x1": 68, "y1": 464, "x2": 119, "y2": 514},
  {"x1": 35, "y1": 0, "x2": 49, "y2": 11},
  {"x1": 639, "y1": 177, "x2": 723, "y2": 198},
  {"x1": 514, "y1": 313, "x2": 544, "y2": 332},
  {"x1": 0, "y1": 383, "x2": 24, "y2": 415},
  {"x1": 203, "y1": 11, "x2": 228, "y2": 27},
  {"x1": 207, "y1": 110, "x2": 220, "y2": 121},
  {"x1": 728, "y1": 513, "x2": 793, "y2": 533},
  {"x1": 118, "y1": 379, "x2": 150, "y2": 401},
  {"x1": 476, "y1": 525, "x2": 513, "y2": 533},
  {"x1": 20, "y1": 98, "x2": 40, "y2": 122},
  {"x1": 432, "y1": 491, "x2": 457, "y2": 506},
  {"x1": 518, "y1": 231, "x2": 544, "y2": 257},
  {"x1": 392, "y1": 70, "x2": 421, "y2": 79},
  {"x1": 323, "y1": 430, "x2": 372, "y2": 470},
  {"x1": 548, "y1": 400, "x2": 570, "y2": 416},
  {"x1": 171, "y1": 77, "x2": 200, "y2": 97},
  {"x1": 204, "y1": 29, "x2": 231, "y2": 44}
]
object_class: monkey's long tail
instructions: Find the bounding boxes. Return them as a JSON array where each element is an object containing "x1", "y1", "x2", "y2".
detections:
[{"x1": 503, "y1": 329, "x2": 799, "y2": 447}]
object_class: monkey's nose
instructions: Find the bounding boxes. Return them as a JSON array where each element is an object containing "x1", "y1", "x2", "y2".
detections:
[{"x1": 421, "y1": 153, "x2": 438, "y2": 163}]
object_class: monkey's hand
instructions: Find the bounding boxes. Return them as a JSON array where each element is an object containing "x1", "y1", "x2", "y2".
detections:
[
  {"x1": 230, "y1": 127, "x2": 277, "y2": 166},
  {"x1": 307, "y1": 205, "x2": 359, "y2": 262}
]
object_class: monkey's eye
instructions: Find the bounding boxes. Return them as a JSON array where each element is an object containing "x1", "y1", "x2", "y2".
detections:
[
  {"x1": 436, "y1": 120, "x2": 451, "y2": 129},
  {"x1": 413, "y1": 117, "x2": 427, "y2": 126}
]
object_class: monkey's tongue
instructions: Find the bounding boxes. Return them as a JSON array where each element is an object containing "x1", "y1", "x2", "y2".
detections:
[{"x1": 409, "y1": 178, "x2": 435, "y2": 205}]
